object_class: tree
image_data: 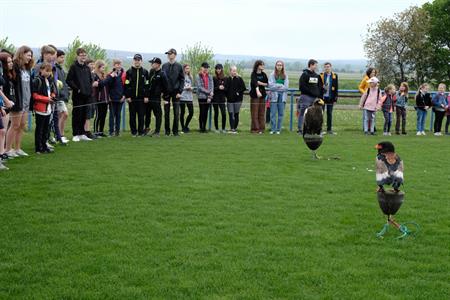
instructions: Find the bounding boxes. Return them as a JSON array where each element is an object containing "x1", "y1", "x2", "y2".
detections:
[
  {"x1": 364, "y1": 6, "x2": 431, "y2": 87},
  {"x1": 180, "y1": 42, "x2": 215, "y2": 75},
  {"x1": 423, "y1": 0, "x2": 450, "y2": 85},
  {"x1": 0, "y1": 37, "x2": 16, "y2": 54},
  {"x1": 64, "y1": 36, "x2": 108, "y2": 70}
]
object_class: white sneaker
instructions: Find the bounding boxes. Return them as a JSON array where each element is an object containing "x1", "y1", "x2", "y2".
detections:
[
  {"x1": 79, "y1": 135, "x2": 92, "y2": 141},
  {"x1": 61, "y1": 136, "x2": 69, "y2": 143},
  {"x1": 416, "y1": 131, "x2": 421, "y2": 136},
  {"x1": 15, "y1": 149, "x2": 29, "y2": 157},
  {"x1": 46, "y1": 142, "x2": 54, "y2": 150},
  {"x1": 72, "y1": 135, "x2": 80, "y2": 142},
  {"x1": 276, "y1": 131, "x2": 281, "y2": 135},
  {"x1": 421, "y1": 131, "x2": 426, "y2": 135},
  {"x1": 6, "y1": 150, "x2": 19, "y2": 158},
  {"x1": 270, "y1": 131, "x2": 274, "y2": 135},
  {"x1": 0, "y1": 163, "x2": 9, "y2": 171},
  {"x1": 434, "y1": 132, "x2": 441, "y2": 136}
]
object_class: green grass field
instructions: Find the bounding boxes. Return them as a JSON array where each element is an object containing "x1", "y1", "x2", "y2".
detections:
[{"x1": 1, "y1": 108, "x2": 449, "y2": 299}]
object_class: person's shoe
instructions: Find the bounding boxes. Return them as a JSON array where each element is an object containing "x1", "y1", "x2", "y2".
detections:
[
  {"x1": 131, "y1": 134, "x2": 137, "y2": 138},
  {"x1": 214, "y1": 130, "x2": 220, "y2": 133},
  {"x1": 46, "y1": 143, "x2": 55, "y2": 150},
  {"x1": 49, "y1": 137, "x2": 57, "y2": 145},
  {"x1": 0, "y1": 163, "x2": 9, "y2": 171},
  {"x1": 434, "y1": 132, "x2": 442, "y2": 136},
  {"x1": 144, "y1": 128, "x2": 151, "y2": 135},
  {"x1": 79, "y1": 135, "x2": 92, "y2": 141},
  {"x1": 153, "y1": 132, "x2": 160, "y2": 137},
  {"x1": 395, "y1": 131, "x2": 400, "y2": 135},
  {"x1": 72, "y1": 135, "x2": 81, "y2": 142},
  {"x1": 416, "y1": 131, "x2": 422, "y2": 136},
  {"x1": 297, "y1": 130, "x2": 303, "y2": 135},
  {"x1": 173, "y1": 133, "x2": 180, "y2": 137},
  {"x1": 85, "y1": 131, "x2": 96, "y2": 139},
  {"x1": 15, "y1": 149, "x2": 29, "y2": 157},
  {"x1": 44, "y1": 148, "x2": 54, "y2": 154},
  {"x1": 61, "y1": 136, "x2": 69, "y2": 143},
  {"x1": 258, "y1": 131, "x2": 263, "y2": 134},
  {"x1": 327, "y1": 130, "x2": 337, "y2": 135},
  {"x1": 370, "y1": 132, "x2": 376, "y2": 136},
  {"x1": 402, "y1": 131, "x2": 407, "y2": 135},
  {"x1": 421, "y1": 131, "x2": 426, "y2": 135},
  {"x1": 270, "y1": 131, "x2": 274, "y2": 135},
  {"x1": 276, "y1": 131, "x2": 281, "y2": 135},
  {"x1": 364, "y1": 132, "x2": 369, "y2": 135},
  {"x1": 115, "y1": 131, "x2": 120, "y2": 137},
  {"x1": 165, "y1": 132, "x2": 170, "y2": 136},
  {"x1": 388, "y1": 132, "x2": 392, "y2": 136}
]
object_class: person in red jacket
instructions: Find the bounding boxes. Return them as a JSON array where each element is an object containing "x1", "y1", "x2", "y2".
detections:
[{"x1": 32, "y1": 62, "x2": 56, "y2": 154}]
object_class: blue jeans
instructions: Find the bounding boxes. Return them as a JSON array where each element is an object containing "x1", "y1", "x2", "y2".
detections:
[
  {"x1": 297, "y1": 94, "x2": 315, "y2": 132},
  {"x1": 322, "y1": 103, "x2": 334, "y2": 131},
  {"x1": 364, "y1": 109, "x2": 376, "y2": 133},
  {"x1": 383, "y1": 111, "x2": 392, "y2": 133},
  {"x1": 270, "y1": 93, "x2": 285, "y2": 132},
  {"x1": 416, "y1": 109, "x2": 427, "y2": 132},
  {"x1": 109, "y1": 101, "x2": 123, "y2": 134}
]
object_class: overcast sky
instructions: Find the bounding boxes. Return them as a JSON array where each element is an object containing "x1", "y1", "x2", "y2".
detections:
[{"x1": 1, "y1": 0, "x2": 429, "y2": 60}]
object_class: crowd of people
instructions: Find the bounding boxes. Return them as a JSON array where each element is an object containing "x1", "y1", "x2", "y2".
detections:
[{"x1": 0, "y1": 45, "x2": 449, "y2": 171}]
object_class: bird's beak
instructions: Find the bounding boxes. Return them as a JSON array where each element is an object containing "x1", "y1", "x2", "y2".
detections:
[
  {"x1": 375, "y1": 144, "x2": 382, "y2": 150},
  {"x1": 318, "y1": 99, "x2": 325, "y2": 105}
]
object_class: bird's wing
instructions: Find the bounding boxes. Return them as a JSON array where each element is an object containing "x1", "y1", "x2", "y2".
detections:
[
  {"x1": 303, "y1": 108, "x2": 310, "y2": 133},
  {"x1": 376, "y1": 157, "x2": 389, "y2": 186},
  {"x1": 393, "y1": 156, "x2": 404, "y2": 181}
]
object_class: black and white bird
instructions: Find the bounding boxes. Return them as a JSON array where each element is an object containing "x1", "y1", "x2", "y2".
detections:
[
  {"x1": 302, "y1": 98, "x2": 325, "y2": 159},
  {"x1": 375, "y1": 141, "x2": 404, "y2": 193}
]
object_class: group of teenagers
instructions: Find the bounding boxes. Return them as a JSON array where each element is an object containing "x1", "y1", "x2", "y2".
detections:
[
  {"x1": 357, "y1": 68, "x2": 450, "y2": 136},
  {"x1": 0, "y1": 45, "x2": 449, "y2": 172}
]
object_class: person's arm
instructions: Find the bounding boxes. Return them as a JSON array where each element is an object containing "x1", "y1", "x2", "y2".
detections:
[
  {"x1": 268, "y1": 73, "x2": 276, "y2": 90},
  {"x1": 65, "y1": 65, "x2": 79, "y2": 92},
  {"x1": 334, "y1": 74, "x2": 339, "y2": 102},
  {"x1": 0, "y1": 89, "x2": 12, "y2": 108},
  {"x1": 197, "y1": 75, "x2": 209, "y2": 94},
  {"x1": 318, "y1": 75, "x2": 324, "y2": 99},
  {"x1": 124, "y1": 70, "x2": 132, "y2": 101},
  {"x1": 250, "y1": 73, "x2": 258, "y2": 89},
  {"x1": 177, "y1": 65, "x2": 185, "y2": 96},
  {"x1": 358, "y1": 77, "x2": 367, "y2": 94}
]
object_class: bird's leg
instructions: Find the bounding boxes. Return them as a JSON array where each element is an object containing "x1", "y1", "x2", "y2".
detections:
[{"x1": 312, "y1": 150, "x2": 320, "y2": 160}]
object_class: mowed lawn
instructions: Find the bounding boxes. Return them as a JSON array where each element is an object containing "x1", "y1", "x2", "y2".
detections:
[{"x1": 1, "y1": 108, "x2": 449, "y2": 299}]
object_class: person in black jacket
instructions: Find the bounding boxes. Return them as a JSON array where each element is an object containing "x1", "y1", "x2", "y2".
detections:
[
  {"x1": 124, "y1": 54, "x2": 149, "y2": 137},
  {"x1": 225, "y1": 66, "x2": 246, "y2": 133},
  {"x1": 146, "y1": 57, "x2": 167, "y2": 136},
  {"x1": 297, "y1": 59, "x2": 323, "y2": 134},
  {"x1": 66, "y1": 48, "x2": 93, "y2": 142},
  {"x1": 161, "y1": 48, "x2": 184, "y2": 136},
  {"x1": 212, "y1": 64, "x2": 227, "y2": 133},
  {"x1": 320, "y1": 62, "x2": 338, "y2": 134},
  {"x1": 108, "y1": 59, "x2": 126, "y2": 137}
]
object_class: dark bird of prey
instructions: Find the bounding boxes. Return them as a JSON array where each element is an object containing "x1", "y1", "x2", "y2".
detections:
[
  {"x1": 375, "y1": 141, "x2": 404, "y2": 193},
  {"x1": 302, "y1": 98, "x2": 325, "y2": 159}
]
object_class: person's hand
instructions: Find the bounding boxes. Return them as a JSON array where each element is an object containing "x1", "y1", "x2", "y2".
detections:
[
  {"x1": 110, "y1": 72, "x2": 117, "y2": 78},
  {"x1": 219, "y1": 85, "x2": 224, "y2": 90},
  {"x1": 359, "y1": 105, "x2": 363, "y2": 110},
  {"x1": 48, "y1": 97, "x2": 54, "y2": 104},
  {"x1": 93, "y1": 81, "x2": 99, "y2": 87},
  {"x1": 207, "y1": 98, "x2": 211, "y2": 103},
  {"x1": 164, "y1": 101, "x2": 169, "y2": 105},
  {"x1": 0, "y1": 108, "x2": 5, "y2": 116},
  {"x1": 120, "y1": 96, "x2": 125, "y2": 103},
  {"x1": 425, "y1": 106, "x2": 429, "y2": 110},
  {"x1": 176, "y1": 93, "x2": 181, "y2": 99},
  {"x1": 126, "y1": 98, "x2": 131, "y2": 103},
  {"x1": 4, "y1": 97, "x2": 13, "y2": 108},
  {"x1": 257, "y1": 91, "x2": 262, "y2": 98},
  {"x1": 144, "y1": 98, "x2": 149, "y2": 103}
]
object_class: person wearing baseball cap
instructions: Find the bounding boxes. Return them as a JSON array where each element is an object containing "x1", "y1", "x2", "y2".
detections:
[
  {"x1": 124, "y1": 53, "x2": 149, "y2": 137},
  {"x1": 196, "y1": 62, "x2": 214, "y2": 133},
  {"x1": 161, "y1": 48, "x2": 184, "y2": 136},
  {"x1": 145, "y1": 57, "x2": 167, "y2": 136}
]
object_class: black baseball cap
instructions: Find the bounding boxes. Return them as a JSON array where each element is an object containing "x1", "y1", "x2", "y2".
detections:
[
  {"x1": 133, "y1": 54, "x2": 143, "y2": 60},
  {"x1": 165, "y1": 48, "x2": 177, "y2": 55},
  {"x1": 149, "y1": 57, "x2": 162, "y2": 64},
  {"x1": 201, "y1": 62, "x2": 210, "y2": 68},
  {"x1": 215, "y1": 63, "x2": 223, "y2": 70}
]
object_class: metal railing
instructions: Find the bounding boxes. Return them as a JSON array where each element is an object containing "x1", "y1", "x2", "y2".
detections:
[{"x1": 25, "y1": 89, "x2": 440, "y2": 132}]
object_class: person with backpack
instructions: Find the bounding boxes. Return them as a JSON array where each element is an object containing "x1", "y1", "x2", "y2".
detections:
[
  {"x1": 66, "y1": 48, "x2": 93, "y2": 142},
  {"x1": 92, "y1": 60, "x2": 112, "y2": 137},
  {"x1": 297, "y1": 59, "x2": 323, "y2": 134},
  {"x1": 359, "y1": 77, "x2": 381, "y2": 135},
  {"x1": 378, "y1": 84, "x2": 396, "y2": 136},
  {"x1": 146, "y1": 57, "x2": 167, "y2": 136},
  {"x1": 32, "y1": 62, "x2": 56, "y2": 154},
  {"x1": 5, "y1": 46, "x2": 34, "y2": 157},
  {"x1": 124, "y1": 54, "x2": 149, "y2": 137}
]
